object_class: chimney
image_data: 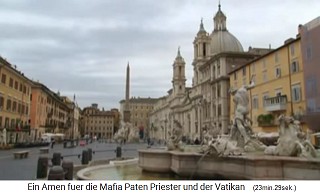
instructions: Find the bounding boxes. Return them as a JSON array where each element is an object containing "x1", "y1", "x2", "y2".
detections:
[{"x1": 297, "y1": 24, "x2": 303, "y2": 38}]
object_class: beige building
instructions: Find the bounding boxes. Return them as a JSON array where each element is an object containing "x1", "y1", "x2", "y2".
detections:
[
  {"x1": 82, "y1": 104, "x2": 119, "y2": 139},
  {"x1": 120, "y1": 97, "x2": 157, "y2": 134},
  {"x1": 0, "y1": 56, "x2": 33, "y2": 143},
  {"x1": 61, "y1": 96, "x2": 80, "y2": 139},
  {"x1": 149, "y1": 4, "x2": 270, "y2": 141}
]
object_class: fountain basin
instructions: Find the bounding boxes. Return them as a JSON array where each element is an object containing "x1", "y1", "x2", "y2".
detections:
[
  {"x1": 139, "y1": 149, "x2": 320, "y2": 180},
  {"x1": 138, "y1": 149, "x2": 172, "y2": 173},
  {"x1": 76, "y1": 157, "x2": 178, "y2": 180}
]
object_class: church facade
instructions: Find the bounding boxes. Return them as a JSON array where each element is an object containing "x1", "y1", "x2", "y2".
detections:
[{"x1": 149, "y1": 4, "x2": 270, "y2": 141}]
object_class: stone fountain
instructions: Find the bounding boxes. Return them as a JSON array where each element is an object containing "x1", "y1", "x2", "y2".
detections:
[
  {"x1": 139, "y1": 82, "x2": 320, "y2": 180},
  {"x1": 114, "y1": 121, "x2": 140, "y2": 144}
]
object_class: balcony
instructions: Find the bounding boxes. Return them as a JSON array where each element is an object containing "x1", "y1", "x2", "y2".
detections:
[{"x1": 264, "y1": 95, "x2": 287, "y2": 112}]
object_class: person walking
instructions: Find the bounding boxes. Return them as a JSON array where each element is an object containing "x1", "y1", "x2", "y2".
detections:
[{"x1": 51, "y1": 138, "x2": 55, "y2": 149}]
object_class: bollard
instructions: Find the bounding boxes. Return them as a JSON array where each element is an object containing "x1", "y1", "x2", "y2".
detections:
[
  {"x1": 36, "y1": 156, "x2": 48, "y2": 179},
  {"x1": 48, "y1": 166, "x2": 64, "y2": 180},
  {"x1": 116, "y1": 146, "x2": 122, "y2": 159},
  {"x1": 81, "y1": 150, "x2": 89, "y2": 165},
  {"x1": 62, "y1": 160, "x2": 74, "y2": 180},
  {"x1": 87, "y1": 148, "x2": 92, "y2": 161},
  {"x1": 52, "y1": 152, "x2": 61, "y2": 166}
]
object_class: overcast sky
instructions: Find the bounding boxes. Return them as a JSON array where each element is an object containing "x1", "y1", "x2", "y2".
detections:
[{"x1": 0, "y1": 0, "x2": 319, "y2": 110}]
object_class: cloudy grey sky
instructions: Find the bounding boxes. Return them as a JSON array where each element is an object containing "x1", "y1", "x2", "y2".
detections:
[{"x1": 0, "y1": 0, "x2": 319, "y2": 110}]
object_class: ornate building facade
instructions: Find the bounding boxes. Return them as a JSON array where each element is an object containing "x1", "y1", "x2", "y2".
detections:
[{"x1": 149, "y1": 4, "x2": 270, "y2": 141}]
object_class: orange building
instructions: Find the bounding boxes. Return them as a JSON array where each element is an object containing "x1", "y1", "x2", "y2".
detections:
[{"x1": 30, "y1": 81, "x2": 70, "y2": 139}]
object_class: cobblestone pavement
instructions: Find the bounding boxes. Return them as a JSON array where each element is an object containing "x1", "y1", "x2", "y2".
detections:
[{"x1": 0, "y1": 142, "x2": 150, "y2": 180}]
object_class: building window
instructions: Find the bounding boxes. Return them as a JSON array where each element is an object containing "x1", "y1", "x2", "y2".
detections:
[
  {"x1": 290, "y1": 44, "x2": 295, "y2": 56},
  {"x1": 252, "y1": 95, "x2": 259, "y2": 109},
  {"x1": 275, "y1": 52, "x2": 279, "y2": 63},
  {"x1": 6, "y1": 99, "x2": 11, "y2": 111},
  {"x1": 275, "y1": 88, "x2": 282, "y2": 96},
  {"x1": 203, "y1": 43, "x2": 206, "y2": 56},
  {"x1": 18, "y1": 103, "x2": 21, "y2": 113},
  {"x1": 9, "y1": 78, "x2": 13, "y2": 88},
  {"x1": 0, "y1": 96, "x2": 4, "y2": 110},
  {"x1": 251, "y1": 63, "x2": 256, "y2": 73},
  {"x1": 275, "y1": 67, "x2": 281, "y2": 78},
  {"x1": 262, "y1": 92, "x2": 269, "y2": 107},
  {"x1": 1, "y1": 74, "x2": 6, "y2": 84},
  {"x1": 291, "y1": 61, "x2": 299, "y2": 73},
  {"x1": 0, "y1": 116, "x2": 2, "y2": 127},
  {"x1": 234, "y1": 72, "x2": 237, "y2": 80},
  {"x1": 218, "y1": 104, "x2": 222, "y2": 116},
  {"x1": 12, "y1": 101, "x2": 17, "y2": 112},
  {"x1": 263, "y1": 71, "x2": 268, "y2": 82},
  {"x1": 242, "y1": 67, "x2": 246, "y2": 76},
  {"x1": 291, "y1": 84, "x2": 301, "y2": 102},
  {"x1": 14, "y1": 81, "x2": 18, "y2": 90},
  {"x1": 262, "y1": 59, "x2": 266, "y2": 69}
]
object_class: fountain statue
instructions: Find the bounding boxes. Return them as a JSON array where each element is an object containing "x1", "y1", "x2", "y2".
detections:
[
  {"x1": 264, "y1": 114, "x2": 317, "y2": 158},
  {"x1": 200, "y1": 81, "x2": 266, "y2": 156},
  {"x1": 114, "y1": 121, "x2": 139, "y2": 144},
  {"x1": 166, "y1": 120, "x2": 184, "y2": 151}
]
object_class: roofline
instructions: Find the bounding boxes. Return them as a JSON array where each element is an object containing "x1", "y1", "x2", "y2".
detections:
[
  {"x1": 229, "y1": 37, "x2": 301, "y2": 74},
  {"x1": 199, "y1": 51, "x2": 260, "y2": 70},
  {"x1": 0, "y1": 56, "x2": 34, "y2": 84}
]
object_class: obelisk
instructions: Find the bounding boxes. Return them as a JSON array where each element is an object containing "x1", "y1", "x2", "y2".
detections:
[{"x1": 123, "y1": 62, "x2": 131, "y2": 123}]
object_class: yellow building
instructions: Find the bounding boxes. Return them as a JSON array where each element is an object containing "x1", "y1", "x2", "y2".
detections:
[
  {"x1": 120, "y1": 97, "x2": 157, "y2": 132},
  {"x1": 0, "y1": 57, "x2": 33, "y2": 143},
  {"x1": 229, "y1": 36, "x2": 307, "y2": 133}
]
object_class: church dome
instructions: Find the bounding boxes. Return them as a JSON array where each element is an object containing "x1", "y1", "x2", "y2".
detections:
[
  {"x1": 210, "y1": 4, "x2": 244, "y2": 55},
  {"x1": 210, "y1": 30, "x2": 244, "y2": 55}
]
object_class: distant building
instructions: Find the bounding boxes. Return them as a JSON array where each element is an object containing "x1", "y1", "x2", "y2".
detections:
[
  {"x1": 61, "y1": 95, "x2": 80, "y2": 139},
  {"x1": 0, "y1": 56, "x2": 33, "y2": 143},
  {"x1": 120, "y1": 97, "x2": 158, "y2": 134},
  {"x1": 82, "y1": 104, "x2": 119, "y2": 139}
]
